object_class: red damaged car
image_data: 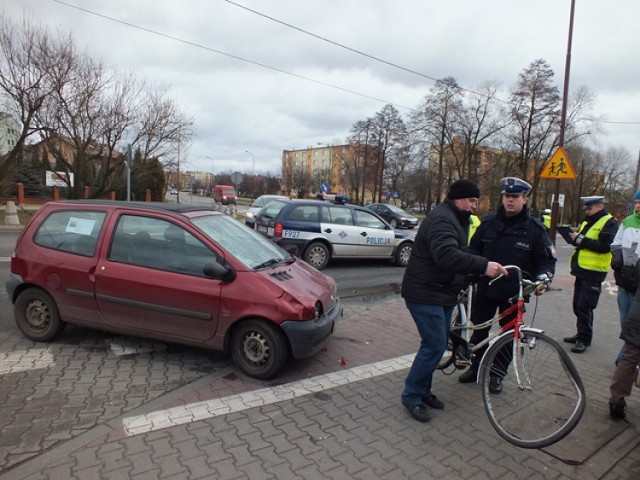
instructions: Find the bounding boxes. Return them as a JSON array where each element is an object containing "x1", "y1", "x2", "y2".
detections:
[{"x1": 5, "y1": 201, "x2": 342, "y2": 379}]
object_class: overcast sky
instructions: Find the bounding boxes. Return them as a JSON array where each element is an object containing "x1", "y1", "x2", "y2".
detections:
[{"x1": 4, "y1": 0, "x2": 640, "y2": 175}]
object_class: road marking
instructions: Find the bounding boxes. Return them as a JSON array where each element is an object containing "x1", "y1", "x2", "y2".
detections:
[
  {"x1": 0, "y1": 348, "x2": 56, "y2": 374},
  {"x1": 0, "y1": 257, "x2": 10, "y2": 262},
  {"x1": 121, "y1": 353, "x2": 415, "y2": 437}
]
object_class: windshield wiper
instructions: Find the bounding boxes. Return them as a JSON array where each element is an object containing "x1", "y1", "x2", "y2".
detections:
[{"x1": 254, "y1": 258, "x2": 281, "y2": 269}]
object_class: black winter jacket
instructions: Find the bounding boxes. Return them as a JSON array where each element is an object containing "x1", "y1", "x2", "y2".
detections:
[
  {"x1": 401, "y1": 199, "x2": 488, "y2": 306},
  {"x1": 621, "y1": 261, "x2": 640, "y2": 347}
]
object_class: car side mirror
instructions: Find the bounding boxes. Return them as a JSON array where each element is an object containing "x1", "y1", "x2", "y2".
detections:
[{"x1": 203, "y1": 261, "x2": 236, "y2": 282}]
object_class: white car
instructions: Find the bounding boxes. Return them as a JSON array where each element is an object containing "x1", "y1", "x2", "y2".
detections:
[{"x1": 245, "y1": 194, "x2": 289, "y2": 228}]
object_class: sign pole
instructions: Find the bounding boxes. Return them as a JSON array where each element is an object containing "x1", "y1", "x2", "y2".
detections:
[{"x1": 550, "y1": 0, "x2": 576, "y2": 244}]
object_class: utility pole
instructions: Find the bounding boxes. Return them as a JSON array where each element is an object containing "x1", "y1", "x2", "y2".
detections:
[
  {"x1": 634, "y1": 149, "x2": 640, "y2": 193},
  {"x1": 549, "y1": 0, "x2": 576, "y2": 244}
]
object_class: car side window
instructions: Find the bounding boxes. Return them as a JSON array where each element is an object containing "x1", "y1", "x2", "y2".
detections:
[
  {"x1": 324, "y1": 206, "x2": 353, "y2": 225},
  {"x1": 288, "y1": 205, "x2": 319, "y2": 222},
  {"x1": 34, "y1": 210, "x2": 106, "y2": 256},
  {"x1": 109, "y1": 215, "x2": 219, "y2": 276},
  {"x1": 355, "y1": 210, "x2": 386, "y2": 229}
]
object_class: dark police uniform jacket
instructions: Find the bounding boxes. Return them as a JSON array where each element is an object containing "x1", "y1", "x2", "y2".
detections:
[
  {"x1": 468, "y1": 206, "x2": 556, "y2": 301},
  {"x1": 401, "y1": 199, "x2": 488, "y2": 307}
]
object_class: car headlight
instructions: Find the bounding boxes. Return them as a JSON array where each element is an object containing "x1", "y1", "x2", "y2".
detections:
[
  {"x1": 246, "y1": 212, "x2": 255, "y2": 219},
  {"x1": 314, "y1": 301, "x2": 323, "y2": 320}
]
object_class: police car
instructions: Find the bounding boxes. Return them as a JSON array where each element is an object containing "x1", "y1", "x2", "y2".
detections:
[{"x1": 254, "y1": 199, "x2": 413, "y2": 270}]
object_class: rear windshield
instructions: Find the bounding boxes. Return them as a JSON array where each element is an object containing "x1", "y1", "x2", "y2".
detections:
[{"x1": 258, "y1": 200, "x2": 288, "y2": 219}]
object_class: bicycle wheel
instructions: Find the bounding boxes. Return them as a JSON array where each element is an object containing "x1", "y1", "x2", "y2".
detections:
[
  {"x1": 438, "y1": 304, "x2": 462, "y2": 370},
  {"x1": 480, "y1": 330, "x2": 585, "y2": 449}
]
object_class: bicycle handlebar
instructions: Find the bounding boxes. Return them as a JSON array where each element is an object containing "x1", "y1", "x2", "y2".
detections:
[{"x1": 488, "y1": 264, "x2": 552, "y2": 298}]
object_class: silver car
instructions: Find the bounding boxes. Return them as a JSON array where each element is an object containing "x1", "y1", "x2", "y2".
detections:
[{"x1": 245, "y1": 194, "x2": 289, "y2": 228}]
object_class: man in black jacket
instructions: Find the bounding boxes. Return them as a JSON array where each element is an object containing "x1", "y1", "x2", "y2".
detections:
[
  {"x1": 609, "y1": 260, "x2": 640, "y2": 420},
  {"x1": 563, "y1": 196, "x2": 618, "y2": 353},
  {"x1": 400, "y1": 179, "x2": 507, "y2": 422},
  {"x1": 458, "y1": 177, "x2": 556, "y2": 393}
]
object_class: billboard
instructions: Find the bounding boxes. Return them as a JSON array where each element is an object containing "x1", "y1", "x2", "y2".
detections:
[{"x1": 45, "y1": 171, "x2": 74, "y2": 187}]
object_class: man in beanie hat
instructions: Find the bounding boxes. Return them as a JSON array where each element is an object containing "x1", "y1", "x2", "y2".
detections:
[
  {"x1": 610, "y1": 190, "x2": 640, "y2": 365},
  {"x1": 458, "y1": 177, "x2": 556, "y2": 393},
  {"x1": 400, "y1": 179, "x2": 507, "y2": 422},
  {"x1": 563, "y1": 196, "x2": 618, "y2": 353}
]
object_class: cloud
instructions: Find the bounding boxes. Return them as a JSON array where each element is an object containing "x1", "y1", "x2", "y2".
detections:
[{"x1": 4, "y1": 0, "x2": 639, "y2": 174}]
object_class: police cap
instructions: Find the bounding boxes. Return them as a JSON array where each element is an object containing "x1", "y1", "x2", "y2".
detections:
[
  {"x1": 500, "y1": 177, "x2": 532, "y2": 195},
  {"x1": 581, "y1": 196, "x2": 605, "y2": 207}
]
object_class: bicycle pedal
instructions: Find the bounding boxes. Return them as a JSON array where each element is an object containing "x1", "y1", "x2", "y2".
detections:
[{"x1": 454, "y1": 360, "x2": 471, "y2": 368}]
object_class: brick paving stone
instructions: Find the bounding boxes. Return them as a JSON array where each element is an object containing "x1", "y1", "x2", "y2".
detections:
[{"x1": 4, "y1": 250, "x2": 640, "y2": 479}]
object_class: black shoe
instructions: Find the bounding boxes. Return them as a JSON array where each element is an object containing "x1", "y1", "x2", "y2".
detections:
[
  {"x1": 572, "y1": 341, "x2": 587, "y2": 353},
  {"x1": 422, "y1": 394, "x2": 445, "y2": 410},
  {"x1": 402, "y1": 402, "x2": 431, "y2": 422},
  {"x1": 563, "y1": 335, "x2": 577, "y2": 344},
  {"x1": 459, "y1": 368, "x2": 477, "y2": 384},
  {"x1": 489, "y1": 377, "x2": 503, "y2": 394},
  {"x1": 610, "y1": 403, "x2": 626, "y2": 420}
]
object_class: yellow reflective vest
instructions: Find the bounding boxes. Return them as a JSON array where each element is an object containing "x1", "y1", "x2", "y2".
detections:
[
  {"x1": 573, "y1": 214, "x2": 614, "y2": 272},
  {"x1": 469, "y1": 215, "x2": 480, "y2": 244},
  {"x1": 542, "y1": 214, "x2": 551, "y2": 229}
]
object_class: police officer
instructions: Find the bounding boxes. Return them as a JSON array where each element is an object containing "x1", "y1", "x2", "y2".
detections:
[
  {"x1": 542, "y1": 209, "x2": 552, "y2": 229},
  {"x1": 563, "y1": 196, "x2": 618, "y2": 353},
  {"x1": 459, "y1": 177, "x2": 557, "y2": 393}
]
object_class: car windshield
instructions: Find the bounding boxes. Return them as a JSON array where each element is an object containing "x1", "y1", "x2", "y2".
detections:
[{"x1": 191, "y1": 214, "x2": 292, "y2": 269}]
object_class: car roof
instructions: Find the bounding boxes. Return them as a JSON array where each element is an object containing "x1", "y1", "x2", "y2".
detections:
[{"x1": 48, "y1": 200, "x2": 214, "y2": 215}]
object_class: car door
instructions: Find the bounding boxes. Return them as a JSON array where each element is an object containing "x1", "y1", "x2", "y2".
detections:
[
  {"x1": 354, "y1": 209, "x2": 396, "y2": 257},
  {"x1": 94, "y1": 213, "x2": 222, "y2": 341},
  {"x1": 29, "y1": 208, "x2": 108, "y2": 325},
  {"x1": 320, "y1": 205, "x2": 361, "y2": 256}
]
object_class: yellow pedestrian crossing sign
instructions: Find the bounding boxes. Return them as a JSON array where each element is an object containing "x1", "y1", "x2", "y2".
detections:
[{"x1": 541, "y1": 147, "x2": 576, "y2": 179}]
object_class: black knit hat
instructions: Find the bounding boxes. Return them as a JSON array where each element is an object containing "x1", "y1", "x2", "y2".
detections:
[{"x1": 447, "y1": 179, "x2": 480, "y2": 200}]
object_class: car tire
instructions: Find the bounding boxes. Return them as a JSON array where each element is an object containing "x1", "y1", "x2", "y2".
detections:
[
  {"x1": 14, "y1": 288, "x2": 66, "y2": 342},
  {"x1": 231, "y1": 319, "x2": 289, "y2": 379},
  {"x1": 395, "y1": 242, "x2": 413, "y2": 267},
  {"x1": 303, "y1": 242, "x2": 330, "y2": 270},
  {"x1": 389, "y1": 219, "x2": 398, "y2": 229}
]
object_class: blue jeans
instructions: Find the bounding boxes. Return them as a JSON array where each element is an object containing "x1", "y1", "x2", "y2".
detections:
[
  {"x1": 401, "y1": 300, "x2": 453, "y2": 406},
  {"x1": 616, "y1": 288, "x2": 635, "y2": 365}
]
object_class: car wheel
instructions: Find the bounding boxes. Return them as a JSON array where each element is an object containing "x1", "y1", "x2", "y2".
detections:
[
  {"x1": 303, "y1": 242, "x2": 330, "y2": 270},
  {"x1": 389, "y1": 219, "x2": 398, "y2": 229},
  {"x1": 231, "y1": 319, "x2": 289, "y2": 379},
  {"x1": 395, "y1": 242, "x2": 413, "y2": 267},
  {"x1": 14, "y1": 288, "x2": 66, "y2": 342}
]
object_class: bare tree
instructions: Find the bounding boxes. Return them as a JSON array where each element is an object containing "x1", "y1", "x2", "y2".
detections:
[
  {"x1": 0, "y1": 12, "x2": 192, "y2": 199},
  {"x1": 289, "y1": 165, "x2": 314, "y2": 199},
  {"x1": 410, "y1": 77, "x2": 464, "y2": 202},
  {"x1": 0, "y1": 14, "x2": 75, "y2": 187},
  {"x1": 451, "y1": 80, "x2": 508, "y2": 182},
  {"x1": 369, "y1": 104, "x2": 407, "y2": 202}
]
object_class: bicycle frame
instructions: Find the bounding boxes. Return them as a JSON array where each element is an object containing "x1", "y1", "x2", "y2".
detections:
[{"x1": 447, "y1": 265, "x2": 544, "y2": 376}]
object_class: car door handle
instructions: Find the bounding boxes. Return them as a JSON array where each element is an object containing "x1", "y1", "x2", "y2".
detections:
[
  {"x1": 324, "y1": 228, "x2": 333, "y2": 233},
  {"x1": 360, "y1": 232, "x2": 367, "y2": 237}
]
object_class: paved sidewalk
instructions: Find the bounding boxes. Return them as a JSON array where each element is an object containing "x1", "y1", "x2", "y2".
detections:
[{"x1": 2, "y1": 247, "x2": 640, "y2": 479}]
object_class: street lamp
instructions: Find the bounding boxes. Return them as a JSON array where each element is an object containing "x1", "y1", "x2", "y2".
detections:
[
  {"x1": 245, "y1": 150, "x2": 255, "y2": 176},
  {"x1": 206, "y1": 155, "x2": 214, "y2": 193}
]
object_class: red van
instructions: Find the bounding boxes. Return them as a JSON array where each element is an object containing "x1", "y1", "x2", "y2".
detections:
[
  {"x1": 212, "y1": 185, "x2": 237, "y2": 205},
  {"x1": 6, "y1": 201, "x2": 341, "y2": 379}
]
